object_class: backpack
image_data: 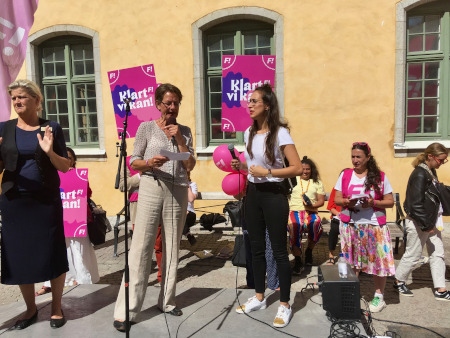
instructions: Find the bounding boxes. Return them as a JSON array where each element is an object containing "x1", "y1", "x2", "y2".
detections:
[
  {"x1": 199, "y1": 213, "x2": 227, "y2": 231},
  {"x1": 223, "y1": 200, "x2": 243, "y2": 227}
]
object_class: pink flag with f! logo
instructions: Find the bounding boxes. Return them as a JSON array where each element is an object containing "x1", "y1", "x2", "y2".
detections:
[
  {"x1": 59, "y1": 169, "x2": 89, "y2": 238},
  {"x1": 0, "y1": 0, "x2": 39, "y2": 122}
]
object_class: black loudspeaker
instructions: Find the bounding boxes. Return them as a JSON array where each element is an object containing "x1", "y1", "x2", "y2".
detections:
[{"x1": 318, "y1": 264, "x2": 361, "y2": 320}]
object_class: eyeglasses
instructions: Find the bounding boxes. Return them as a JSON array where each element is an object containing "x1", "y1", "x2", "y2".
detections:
[
  {"x1": 434, "y1": 156, "x2": 448, "y2": 165},
  {"x1": 352, "y1": 142, "x2": 371, "y2": 154},
  {"x1": 161, "y1": 101, "x2": 180, "y2": 108},
  {"x1": 247, "y1": 99, "x2": 262, "y2": 105}
]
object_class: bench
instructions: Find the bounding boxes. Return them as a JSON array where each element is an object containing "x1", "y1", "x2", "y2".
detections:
[
  {"x1": 112, "y1": 192, "x2": 235, "y2": 256},
  {"x1": 386, "y1": 192, "x2": 407, "y2": 254}
]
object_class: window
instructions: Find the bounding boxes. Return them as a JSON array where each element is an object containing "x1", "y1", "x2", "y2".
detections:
[
  {"x1": 40, "y1": 36, "x2": 99, "y2": 146},
  {"x1": 404, "y1": 1, "x2": 450, "y2": 141},
  {"x1": 204, "y1": 20, "x2": 274, "y2": 145}
]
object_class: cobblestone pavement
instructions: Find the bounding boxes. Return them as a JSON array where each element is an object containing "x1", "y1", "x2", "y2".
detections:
[{"x1": 1, "y1": 219, "x2": 449, "y2": 337}]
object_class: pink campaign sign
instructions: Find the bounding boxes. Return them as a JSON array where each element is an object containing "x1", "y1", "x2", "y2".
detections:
[
  {"x1": 59, "y1": 169, "x2": 89, "y2": 238},
  {"x1": 107, "y1": 64, "x2": 159, "y2": 138},
  {"x1": 221, "y1": 55, "x2": 276, "y2": 132}
]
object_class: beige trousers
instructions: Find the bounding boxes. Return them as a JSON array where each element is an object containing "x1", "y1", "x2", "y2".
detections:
[{"x1": 114, "y1": 176, "x2": 187, "y2": 321}]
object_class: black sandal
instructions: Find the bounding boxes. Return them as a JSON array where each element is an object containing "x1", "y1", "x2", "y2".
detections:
[{"x1": 325, "y1": 257, "x2": 336, "y2": 265}]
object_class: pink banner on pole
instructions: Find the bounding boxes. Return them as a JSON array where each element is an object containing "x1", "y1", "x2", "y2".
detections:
[
  {"x1": 221, "y1": 55, "x2": 276, "y2": 132},
  {"x1": 59, "y1": 169, "x2": 89, "y2": 238},
  {"x1": 0, "y1": 0, "x2": 39, "y2": 122},
  {"x1": 107, "y1": 64, "x2": 159, "y2": 138}
]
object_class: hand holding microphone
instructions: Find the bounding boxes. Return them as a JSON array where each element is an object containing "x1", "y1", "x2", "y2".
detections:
[
  {"x1": 228, "y1": 144, "x2": 241, "y2": 171},
  {"x1": 165, "y1": 116, "x2": 178, "y2": 141}
]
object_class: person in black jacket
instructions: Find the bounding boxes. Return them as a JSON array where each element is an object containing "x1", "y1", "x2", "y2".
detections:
[
  {"x1": 395, "y1": 142, "x2": 450, "y2": 301},
  {"x1": 0, "y1": 79, "x2": 70, "y2": 329}
]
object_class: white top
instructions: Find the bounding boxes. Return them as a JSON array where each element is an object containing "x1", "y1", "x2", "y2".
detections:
[
  {"x1": 334, "y1": 170, "x2": 393, "y2": 224},
  {"x1": 243, "y1": 126, "x2": 294, "y2": 184},
  {"x1": 187, "y1": 181, "x2": 198, "y2": 213}
]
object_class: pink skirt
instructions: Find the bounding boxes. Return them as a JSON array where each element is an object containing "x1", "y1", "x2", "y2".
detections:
[{"x1": 339, "y1": 222, "x2": 396, "y2": 277}]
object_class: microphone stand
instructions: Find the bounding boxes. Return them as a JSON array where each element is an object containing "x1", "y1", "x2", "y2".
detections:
[{"x1": 114, "y1": 100, "x2": 131, "y2": 336}]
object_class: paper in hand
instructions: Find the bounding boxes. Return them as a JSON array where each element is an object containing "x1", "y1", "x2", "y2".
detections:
[{"x1": 160, "y1": 149, "x2": 190, "y2": 161}]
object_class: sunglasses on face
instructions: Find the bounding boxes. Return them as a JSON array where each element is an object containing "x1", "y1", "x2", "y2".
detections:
[{"x1": 434, "y1": 156, "x2": 448, "y2": 165}]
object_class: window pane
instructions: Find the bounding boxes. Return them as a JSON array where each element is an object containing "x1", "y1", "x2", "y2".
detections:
[
  {"x1": 57, "y1": 85, "x2": 67, "y2": 99},
  {"x1": 425, "y1": 15, "x2": 440, "y2": 33},
  {"x1": 222, "y1": 35, "x2": 234, "y2": 50},
  {"x1": 210, "y1": 77, "x2": 221, "y2": 92},
  {"x1": 54, "y1": 47, "x2": 65, "y2": 61},
  {"x1": 424, "y1": 98, "x2": 438, "y2": 115},
  {"x1": 85, "y1": 60, "x2": 94, "y2": 74},
  {"x1": 425, "y1": 34, "x2": 440, "y2": 51},
  {"x1": 55, "y1": 62, "x2": 65, "y2": 76},
  {"x1": 44, "y1": 63, "x2": 54, "y2": 77},
  {"x1": 209, "y1": 51, "x2": 221, "y2": 68},
  {"x1": 211, "y1": 93, "x2": 221, "y2": 108},
  {"x1": 425, "y1": 62, "x2": 439, "y2": 79},
  {"x1": 408, "y1": 35, "x2": 423, "y2": 52},
  {"x1": 408, "y1": 16, "x2": 423, "y2": 34},
  {"x1": 407, "y1": 117, "x2": 421, "y2": 133},
  {"x1": 59, "y1": 115, "x2": 69, "y2": 129},
  {"x1": 89, "y1": 113, "x2": 98, "y2": 127},
  {"x1": 407, "y1": 63, "x2": 422, "y2": 80},
  {"x1": 58, "y1": 100, "x2": 68, "y2": 114},
  {"x1": 258, "y1": 47, "x2": 271, "y2": 55},
  {"x1": 424, "y1": 117, "x2": 437, "y2": 132},
  {"x1": 258, "y1": 35, "x2": 271, "y2": 46},
  {"x1": 208, "y1": 35, "x2": 221, "y2": 51},
  {"x1": 73, "y1": 61, "x2": 85, "y2": 76},
  {"x1": 244, "y1": 35, "x2": 256, "y2": 49},
  {"x1": 87, "y1": 98, "x2": 97, "y2": 113},
  {"x1": 244, "y1": 49, "x2": 257, "y2": 55},
  {"x1": 407, "y1": 99, "x2": 421, "y2": 116},
  {"x1": 424, "y1": 80, "x2": 438, "y2": 97},
  {"x1": 45, "y1": 86, "x2": 56, "y2": 99},
  {"x1": 408, "y1": 81, "x2": 422, "y2": 98},
  {"x1": 63, "y1": 129, "x2": 70, "y2": 143}
]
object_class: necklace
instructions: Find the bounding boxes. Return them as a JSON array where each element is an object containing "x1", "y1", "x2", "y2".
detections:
[{"x1": 300, "y1": 179, "x2": 310, "y2": 194}]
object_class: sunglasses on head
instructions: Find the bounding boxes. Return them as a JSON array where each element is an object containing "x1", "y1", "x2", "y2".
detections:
[{"x1": 352, "y1": 142, "x2": 371, "y2": 154}]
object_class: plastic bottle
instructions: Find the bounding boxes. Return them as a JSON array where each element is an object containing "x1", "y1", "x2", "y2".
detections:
[{"x1": 338, "y1": 253, "x2": 348, "y2": 278}]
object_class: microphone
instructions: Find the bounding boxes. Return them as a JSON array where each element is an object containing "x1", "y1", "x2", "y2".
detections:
[
  {"x1": 228, "y1": 144, "x2": 238, "y2": 160},
  {"x1": 166, "y1": 116, "x2": 177, "y2": 143},
  {"x1": 166, "y1": 116, "x2": 177, "y2": 126}
]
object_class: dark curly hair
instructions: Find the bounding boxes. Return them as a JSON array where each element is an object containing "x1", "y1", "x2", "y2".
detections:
[
  {"x1": 352, "y1": 143, "x2": 382, "y2": 194},
  {"x1": 246, "y1": 84, "x2": 289, "y2": 165},
  {"x1": 301, "y1": 156, "x2": 320, "y2": 183}
]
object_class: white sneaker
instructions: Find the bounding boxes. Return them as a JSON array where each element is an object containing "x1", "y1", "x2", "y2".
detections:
[
  {"x1": 369, "y1": 296, "x2": 386, "y2": 313},
  {"x1": 236, "y1": 296, "x2": 267, "y2": 314},
  {"x1": 273, "y1": 304, "x2": 292, "y2": 328}
]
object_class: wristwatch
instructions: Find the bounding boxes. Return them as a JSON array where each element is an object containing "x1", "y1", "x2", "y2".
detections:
[{"x1": 266, "y1": 168, "x2": 273, "y2": 179}]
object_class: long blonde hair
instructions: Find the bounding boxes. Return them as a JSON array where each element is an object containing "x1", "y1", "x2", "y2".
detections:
[{"x1": 412, "y1": 142, "x2": 448, "y2": 168}]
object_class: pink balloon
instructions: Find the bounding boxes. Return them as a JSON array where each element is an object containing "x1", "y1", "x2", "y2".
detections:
[
  {"x1": 238, "y1": 152, "x2": 248, "y2": 174},
  {"x1": 213, "y1": 144, "x2": 239, "y2": 172},
  {"x1": 222, "y1": 173, "x2": 246, "y2": 196}
]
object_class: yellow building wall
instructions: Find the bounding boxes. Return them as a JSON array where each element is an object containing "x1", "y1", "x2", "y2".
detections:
[{"x1": 11, "y1": 0, "x2": 448, "y2": 218}]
